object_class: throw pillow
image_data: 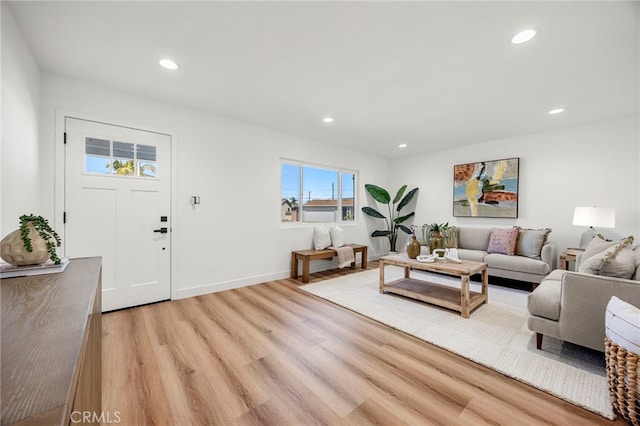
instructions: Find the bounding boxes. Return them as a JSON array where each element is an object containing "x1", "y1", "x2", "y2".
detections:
[
  {"x1": 329, "y1": 226, "x2": 346, "y2": 248},
  {"x1": 578, "y1": 236, "x2": 635, "y2": 279},
  {"x1": 487, "y1": 227, "x2": 519, "y2": 255},
  {"x1": 606, "y1": 296, "x2": 640, "y2": 355},
  {"x1": 516, "y1": 228, "x2": 551, "y2": 260},
  {"x1": 313, "y1": 226, "x2": 331, "y2": 250},
  {"x1": 581, "y1": 234, "x2": 617, "y2": 264},
  {"x1": 442, "y1": 226, "x2": 459, "y2": 249}
]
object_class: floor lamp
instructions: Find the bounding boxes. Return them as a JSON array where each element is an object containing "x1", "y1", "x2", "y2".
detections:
[{"x1": 572, "y1": 206, "x2": 616, "y2": 248}]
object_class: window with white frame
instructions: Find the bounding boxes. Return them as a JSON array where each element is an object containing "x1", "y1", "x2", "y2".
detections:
[
  {"x1": 85, "y1": 137, "x2": 157, "y2": 178},
  {"x1": 281, "y1": 160, "x2": 356, "y2": 223}
]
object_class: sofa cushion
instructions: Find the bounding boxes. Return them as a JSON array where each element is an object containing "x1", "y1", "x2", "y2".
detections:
[
  {"x1": 527, "y1": 273, "x2": 565, "y2": 321},
  {"x1": 633, "y1": 246, "x2": 640, "y2": 281},
  {"x1": 487, "y1": 227, "x2": 519, "y2": 255},
  {"x1": 458, "y1": 227, "x2": 491, "y2": 251},
  {"x1": 516, "y1": 228, "x2": 551, "y2": 260},
  {"x1": 485, "y1": 253, "x2": 551, "y2": 276},
  {"x1": 579, "y1": 236, "x2": 635, "y2": 279},
  {"x1": 457, "y1": 248, "x2": 487, "y2": 263}
]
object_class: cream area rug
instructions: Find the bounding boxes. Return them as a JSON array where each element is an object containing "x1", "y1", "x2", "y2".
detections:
[{"x1": 299, "y1": 268, "x2": 614, "y2": 419}]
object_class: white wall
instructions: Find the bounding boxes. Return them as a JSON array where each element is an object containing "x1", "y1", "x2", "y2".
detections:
[
  {"x1": 39, "y1": 73, "x2": 389, "y2": 298},
  {"x1": 5, "y1": 0, "x2": 638, "y2": 299},
  {"x1": 1, "y1": 3, "x2": 42, "y2": 236},
  {"x1": 390, "y1": 115, "x2": 640, "y2": 254}
]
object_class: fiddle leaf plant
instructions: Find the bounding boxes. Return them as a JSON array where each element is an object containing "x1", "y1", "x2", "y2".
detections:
[
  {"x1": 361, "y1": 184, "x2": 419, "y2": 252},
  {"x1": 19, "y1": 214, "x2": 62, "y2": 264}
]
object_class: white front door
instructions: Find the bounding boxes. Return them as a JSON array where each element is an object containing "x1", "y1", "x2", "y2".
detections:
[{"x1": 64, "y1": 117, "x2": 171, "y2": 311}]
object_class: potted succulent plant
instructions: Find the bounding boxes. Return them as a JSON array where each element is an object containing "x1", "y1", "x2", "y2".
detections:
[
  {"x1": 361, "y1": 184, "x2": 419, "y2": 252},
  {"x1": 0, "y1": 214, "x2": 62, "y2": 265}
]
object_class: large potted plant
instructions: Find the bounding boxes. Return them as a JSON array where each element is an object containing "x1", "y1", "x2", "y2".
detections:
[
  {"x1": 0, "y1": 214, "x2": 62, "y2": 265},
  {"x1": 362, "y1": 184, "x2": 419, "y2": 252}
]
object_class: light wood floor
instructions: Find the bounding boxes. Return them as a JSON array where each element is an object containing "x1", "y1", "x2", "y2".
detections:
[{"x1": 102, "y1": 261, "x2": 627, "y2": 425}]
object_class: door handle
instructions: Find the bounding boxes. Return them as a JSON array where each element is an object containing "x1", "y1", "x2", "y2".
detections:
[{"x1": 153, "y1": 227, "x2": 168, "y2": 234}]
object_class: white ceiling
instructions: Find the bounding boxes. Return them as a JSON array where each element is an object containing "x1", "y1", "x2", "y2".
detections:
[{"x1": 7, "y1": 1, "x2": 639, "y2": 158}]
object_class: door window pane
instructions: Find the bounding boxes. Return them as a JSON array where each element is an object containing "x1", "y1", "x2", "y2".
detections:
[
  {"x1": 85, "y1": 138, "x2": 158, "y2": 178},
  {"x1": 137, "y1": 144, "x2": 156, "y2": 161},
  {"x1": 112, "y1": 159, "x2": 135, "y2": 176},
  {"x1": 137, "y1": 145, "x2": 157, "y2": 177},
  {"x1": 85, "y1": 138, "x2": 112, "y2": 174},
  {"x1": 113, "y1": 141, "x2": 134, "y2": 159},
  {"x1": 85, "y1": 137, "x2": 110, "y2": 156},
  {"x1": 86, "y1": 156, "x2": 112, "y2": 174},
  {"x1": 138, "y1": 162, "x2": 157, "y2": 178}
]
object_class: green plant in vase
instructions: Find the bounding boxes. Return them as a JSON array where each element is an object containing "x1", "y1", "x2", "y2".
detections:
[{"x1": 361, "y1": 184, "x2": 419, "y2": 252}]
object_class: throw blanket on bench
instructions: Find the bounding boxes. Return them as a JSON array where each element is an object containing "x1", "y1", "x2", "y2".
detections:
[{"x1": 332, "y1": 245, "x2": 355, "y2": 268}]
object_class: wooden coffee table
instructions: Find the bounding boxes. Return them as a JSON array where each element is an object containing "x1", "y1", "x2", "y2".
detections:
[{"x1": 379, "y1": 253, "x2": 488, "y2": 318}]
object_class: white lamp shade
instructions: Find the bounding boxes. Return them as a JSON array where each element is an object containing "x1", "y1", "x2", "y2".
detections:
[{"x1": 572, "y1": 206, "x2": 615, "y2": 228}]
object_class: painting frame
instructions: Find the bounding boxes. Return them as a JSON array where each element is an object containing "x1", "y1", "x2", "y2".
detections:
[{"x1": 453, "y1": 157, "x2": 519, "y2": 218}]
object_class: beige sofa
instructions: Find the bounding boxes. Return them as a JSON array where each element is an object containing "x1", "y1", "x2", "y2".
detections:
[
  {"x1": 454, "y1": 227, "x2": 557, "y2": 284},
  {"x1": 527, "y1": 246, "x2": 640, "y2": 352}
]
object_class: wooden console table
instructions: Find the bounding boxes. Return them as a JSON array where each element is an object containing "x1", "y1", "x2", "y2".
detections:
[
  {"x1": 379, "y1": 253, "x2": 488, "y2": 318},
  {"x1": 1, "y1": 257, "x2": 102, "y2": 425},
  {"x1": 291, "y1": 244, "x2": 367, "y2": 283}
]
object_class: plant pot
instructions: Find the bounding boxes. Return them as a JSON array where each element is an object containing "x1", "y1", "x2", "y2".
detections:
[{"x1": 0, "y1": 225, "x2": 52, "y2": 266}]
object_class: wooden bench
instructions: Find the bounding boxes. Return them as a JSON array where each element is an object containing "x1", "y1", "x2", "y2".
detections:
[{"x1": 291, "y1": 244, "x2": 368, "y2": 284}]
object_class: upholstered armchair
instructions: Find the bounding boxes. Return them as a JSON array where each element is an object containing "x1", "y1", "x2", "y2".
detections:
[{"x1": 527, "y1": 237, "x2": 640, "y2": 352}]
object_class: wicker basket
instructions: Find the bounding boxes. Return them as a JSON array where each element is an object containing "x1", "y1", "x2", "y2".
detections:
[{"x1": 606, "y1": 337, "x2": 640, "y2": 425}]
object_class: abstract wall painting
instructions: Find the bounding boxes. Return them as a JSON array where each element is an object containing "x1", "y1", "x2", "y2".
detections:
[{"x1": 453, "y1": 157, "x2": 519, "y2": 218}]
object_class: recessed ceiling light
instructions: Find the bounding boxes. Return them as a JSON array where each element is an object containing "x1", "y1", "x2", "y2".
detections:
[
  {"x1": 548, "y1": 108, "x2": 565, "y2": 115},
  {"x1": 159, "y1": 58, "x2": 179, "y2": 70},
  {"x1": 322, "y1": 117, "x2": 334, "y2": 123},
  {"x1": 511, "y1": 29, "x2": 536, "y2": 45},
  {"x1": 398, "y1": 143, "x2": 408, "y2": 148}
]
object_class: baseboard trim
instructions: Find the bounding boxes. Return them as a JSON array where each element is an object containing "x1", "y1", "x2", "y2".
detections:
[
  {"x1": 173, "y1": 270, "x2": 290, "y2": 299},
  {"x1": 173, "y1": 255, "x2": 379, "y2": 300}
]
